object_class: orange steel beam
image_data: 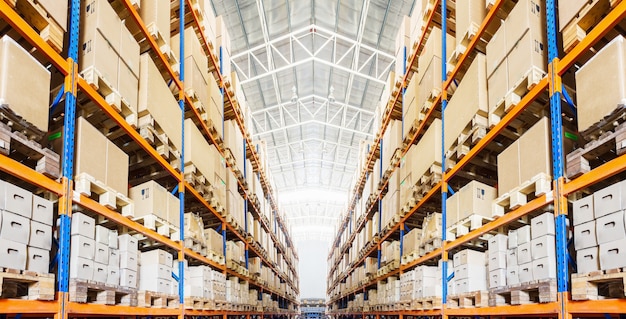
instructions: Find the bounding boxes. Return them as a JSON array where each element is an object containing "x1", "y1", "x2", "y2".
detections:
[
  {"x1": 66, "y1": 302, "x2": 181, "y2": 316},
  {"x1": 0, "y1": 299, "x2": 57, "y2": 314},
  {"x1": 564, "y1": 153, "x2": 626, "y2": 195},
  {"x1": 569, "y1": 299, "x2": 626, "y2": 314},
  {"x1": 445, "y1": 302, "x2": 559, "y2": 316},
  {"x1": 0, "y1": 1, "x2": 68, "y2": 73},
  {"x1": 0, "y1": 155, "x2": 64, "y2": 194},
  {"x1": 558, "y1": 0, "x2": 626, "y2": 74}
]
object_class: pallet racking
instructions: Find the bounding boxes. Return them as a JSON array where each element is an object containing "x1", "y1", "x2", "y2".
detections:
[
  {"x1": 327, "y1": 0, "x2": 626, "y2": 318},
  {"x1": 0, "y1": 0, "x2": 299, "y2": 318}
]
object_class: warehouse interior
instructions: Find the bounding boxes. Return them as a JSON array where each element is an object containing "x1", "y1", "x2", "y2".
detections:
[{"x1": 0, "y1": 0, "x2": 625, "y2": 318}]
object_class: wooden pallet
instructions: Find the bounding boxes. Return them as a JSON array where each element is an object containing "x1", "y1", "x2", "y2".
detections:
[
  {"x1": 447, "y1": 290, "x2": 489, "y2": 308},
  {"x1": 412, "y1": 296, "x2": 442, "y2": 310},
  {"x1": 567, "y1": 120, "x2": 626, "y2": 179},
  {"x1": 562, "y1": 0, "x2": 622, "y2": 53},
  {"x1": 145, "y1": 22, "x2": 179, "y2": 74},
  {"x1": 488, "y1": 279, "x2": 557, "y2": 306},
  {"x1": 138, "y1": 114, "x2": 182, "y2": 170},
  {"x1": 3, "y1": 0, "x2": 64, "y2": 52},
  {"x1": 447, "y1": 214, "x2": 493, "y2": 240},
  {"x1": 80, "y1": 66, "x2": 137, "y2": 128},
  {"x1": 0, "y1": 120, "x2": 59, "y2": 179},
  {"x1": 206, "y1": 250, "x2": 225, "y2": 265},
  {"x1": 132, "y1": 214, "x2": 179, "y2": 238},
  {"x1": 489, "y1": 66, "x2": 546, "y2": 128},
  {"x1": 420, "y1": 237, "x2": 443, "y2": 256},
  {"x1": 184, "y1": 164, "x2": 215, "y2": 201},
  {"x1": 572, "y1": 268, "x2": 626, "y2": 300},
  {"x1": 74, "y1": 172, "x2": 134, "y2": 217},
  {"x1": 184, "y1": 296, "x2": 214, "y2": 310},
  {"x1": 69, "y1": 279, "x2": 137, "y2": 306},
  {"x1": 400, "y1": 164, "x2": 442, "y2": 214},
  {"x1": 137, "y1": 290, "x2": 179, "y2": 308},
  {"x1": 184, "y1": 237, "x2": 207, "y2": 256},
  {"x1": 0, "y1": 268, "x2": 54, "y2": 300},
  {"x1": 401, "y1": 250, "x2": 420, "y2": 265},
  {"x1": 492, "y1": 172, "x2": 552, "y2": 217},
  {"x1": 445, "y1": 114, "x2": 489, "y2": 169}
]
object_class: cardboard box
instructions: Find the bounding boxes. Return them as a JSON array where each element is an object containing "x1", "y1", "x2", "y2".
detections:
[
  {"x1": 417, "y1": 56, "x2": 443, "y2": 113},
  {"x1": 486, "y1": 20, "x2": 507, "y2": 76},
  {"x1": 0, "y1": 181, "x2": 33, "y2": 218},
  {"x1": 27, "y1": 246, "x2": 49, "y2": 273},
  {"x1": 458, "y1": 180, "x2": 496, "y2": 222},
  {"x1": 117, "y1": 60, "x2": 139, "y2": 123},
  {"x1": 455, "y1": 0, "x2": 487, "y2": 52},
  {"x1": 444, "y1": 53, "x2": 488, "y2": 152},
  {"x1": 508, "y1": 229, "x2": 518, "y2": 248},
  {"x1": 418, "y1": 27, "x2": 455, "y2": 76},
  {"x1": 120, "y1": 251, "x2": 138, "y2": 271},
  {"x1": 171, "y1": 27, "x2": 208, "y2": 76},
  {"x1": 130, "y1": 181, "x2": 168, "y2": 220},
  {"x1": 95, "y1": 225, "x2": 109, "y2": 245},
  {"x1": 574, "y1": 220, "x2": 597, "y2": 250},
  {"x1": 71, "y1": 212, "x2": 95, "y2": 239},
  {"x1": 79, "y1": 6, "x2": 120, "y2": 84},
  {"x1": 38, "y1": 0, "x2": 69, "y2": 31},
  {"x1": 70, "y1": 256, "x2": 93, "y2": 280},
  {"x1": 184, "y1": 119, "x2": 221, "y2": 189},
  {"x1": 593, "y1": 181, "x2": 626, "y2": 218},
  {"x1": 506, "y1": 28, "x2": 546, "y2": 90},
  {"x1": 138, "y1": 53, "x2": 182, "y2": 151},
  {"x1": 29, "y1": 221, "x2": 52, "y2": 250},
  {"x1": 558, "y1": 0, "x2": 589, "y2": 31},
  {"x1": 95, "y1": 242, "x2": 109, "y2": 264},
  {"x1": 140, "y1": 263, "x2": 171, "y2": 280},
  {"x1": 453, "y1": 249, "x2": 485, "y2": 266},
  {"x1": 507, "y1": 248, "x2": 518, "y2": 267},
  {"x1": 531, "y1": 212, "x2": 556, "y2": 238},
  {"x1": 595, "y1": 211, "x2": 626, "y2": 244},
  {"x1": 489, "y1": 268, "x2": 507, "y2": 288},
  {"x1": 413, "y1": 118, "x2": 442, "y2": 181},
  {"x1": 141, "y1": 249, "x2": 173, "y2": 267},
  {"x1": 105, "y1": 138, "x2": 129, "y2": 196},
  {"x1": 517, "y1": 242, "x2": 532, "y2": 264},
  {"x1": 75, "y1": 117, "x2": 107, "y2": 185},
  {"x1": 0, "y1": 239, "x2": 26, "y2": 270},
  {"x1": 518, "y1": 117, "x2": 551, "y2": 185},
  {"x1": 71, "y1": 235, "x2": 95, "y2": 259},
  {"x1": 118, "y1": 234, "x2": 138, "y2": 254},
  {"x1": 517, "y1": 225, "x2": 531, "y2": 245},
  {"x1": 577, "y1": 246, "x2": 600, "y2": 273},
  {"x1": 0, "y1": 35, "x2": 50, "y2": 132},
  {"x1": 576, "y1": 36, "x2": 626, "y2": 133},
  {"x1": 109, "y1": 249, "x2": 120, "y2": 267},
  {"x1": 518, "y1": 262, "x2": 533, "y2": 283},
  {"x1": 1, "y1": 211, "x2": 30, "y2": 244},
  {"x1": 120, "y1": 22, "x2": 140, "y2": 76},
  {"x1": 109, "y1": 230, "x2": 118, "y2": 249},
  {"x1": 488, "y1": 251, "x2": 507, "y2": 271},
  {"x1": 107, "y1": 266, "x2": 120, "y2": 285},
  {"x1": 455, "y1": 263, "x2": 486, "y2": 279},
  {"x1": 167, "y1": 191, "x2": 180, "y2": 229},
  {"x1": 531, "y1": 235, "x2": 556, "y2": 260},
  {"x1": 139, "y1": 0, "x2": 170, "y2": 47},
  {"x1": 506, "y1": 265, "x2": 519, "y2": 285},
  {"x1": 573, "y1": 195, "x2": 594, "y2": 226},
  {"x1": 487, "y1": 59, "x2": 509, "y2": 117},
  {"x1": 496, "y1": 136, "x2": 520, "y2": 197},
  {"x1": 93, "y1": 262, "x2": 108, "y2": 283},
  {"x1": 532, "y1": 256, "x2": 556, "y2": 280},
  {"x1": 32, "y1": 196, "x2": 53, "y2": 226},
  {"x1": 504, "y1": 0, "x2": 545, "y2": 53},
  {"x1": 120, "y1": 268, "x2": 137, "y2": 288}
]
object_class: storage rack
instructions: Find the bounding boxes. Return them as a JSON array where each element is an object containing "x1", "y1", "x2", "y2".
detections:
[
  {"x1": 0, "y1": 0, "x2": 299, "y2": 318},
  {"x1": 327, "y1": 0, "x2": 626, "y2": 318}
]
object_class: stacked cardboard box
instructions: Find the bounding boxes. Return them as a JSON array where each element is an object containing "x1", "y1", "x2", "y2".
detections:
[
  {"x1": 446, "y1": 181, "x2": 496, "y2": 236},
  {"x1": 487, "y1": 234, "x2": 508, "y2": 288},
  {"x1": 204, "y1": 228, "x2": 224, "y2": 257},
  {"x1": 454, "y1": 0, "x2": 487, "y2": 54},
  {"x1": 507, "y1": 213, "x2": 557, "y2": 284},
  {"x1": 395, "y1": 16, "x2": 411, "y2": 80},
  {"x1": 452, "y1": 249, "x2": 487, "y2": 293},
  {"x1": 416, "y1": 27, "x2": 455, "y2": 115},
  {"x1": 382, "y1": 120, "x2": 403, "y2": 170},
  {"x1": 400, "y1": 265, "x2": 440, "y2": 299},
  {"x1": 0, "y1": 35, "x2": 51, "y2": 133},
  {"x1": 0, "y1": 182, "x2": 53, "y2": 273},
  {"x1": 130, "y1": 181, "x2": 180, "y2": 229},
  {"x1": 187, "y1": 265, "x2": 226, "y2": 300},
  {"x1": 171, "y1": 27, "x2": 209, "y2": 112},
  {"x1": 80, "y1": 0, "x2": 139, "y2": 126},
  {"x1": 487, "y1": 0, "x2": 547, "y2": 126},
  {"x1": 118, "y1": 234, "x2": 139, "y2": 288},
  {"x1": 573, "y1": 182, "x2": 626, "y2": 273},
  {"x1": 216, "y1": 15, "x2": 232, "y2": 80},
  {"x1": 401, "y1": 227, "x2": 421, "y2": 258},
  {"x1": 139, "y1": 0, "x2": 172, "y2": 54},
  {"x1": 70, "y1": 213, "x2": 97, "y2": 281},
  {"x1": 226, "y1": 240, "x2": 245, "y2": 264},
  {"x1": 184, "y1": 213, "x2": 206, "y2": 245},
  {"x1": 139, "y1": 249, "x2": 174, "y2": 293}
]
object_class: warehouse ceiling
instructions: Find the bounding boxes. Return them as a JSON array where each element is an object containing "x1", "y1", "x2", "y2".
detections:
[{"x1": 210, "y1": 0, "x2": 416, "y2": 242}]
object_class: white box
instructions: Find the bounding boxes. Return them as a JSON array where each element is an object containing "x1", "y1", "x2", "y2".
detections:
[
  {"x1": 531, "y1": 235, "x2": 556, "y2": 260},
  {"x1": 507, "y1": 248, "x2": 518, "y2": 266},
  {"x1": 70, "y1": 256, "x2": 93, "y2": 280},
  {"x1": 27, "y1": 246, "x2": 48, "y2": 273},
  {"x1": 595, "y1": 211, "x2": 626, "y2": 244},
  {"x1": 576, "y1": 246, "x2": 599, "y2": 273},
  {"x1": 455, "y1": 275, "x2": 487, "y2": 294},
  {"x1": 574, "y1": 220, "x2": 597, "y2": 250},
  {"x1": 95, "y1": 225, "x2": 110, "y2": 245},
  {"x1": 118, "y1": 234, "x2": 138, "y2": 253},
  {"x1": 508, "y1": 229, "x2": 518, "y2": 248},
  {"x1": 506, "y1": 265, "x2": 520, "y2": 285},
  {"x1": 531, "y1": 212, "x2": 555, "y2": 238},
  {"x1": 93, "y1": 262, "x2": 108, "y2": 283},
  {"x1": 599, "y1": 238, "x2": 626, "y2": 270},
  {"x1": 1, "y1": 210, "x2": 30, "y2": 244},
  {"x1": 516, "y1": 225, "x2": 531, "y2": 244},
  {"x1": 140, "y1": 263, "x2": 171, "y2": 279},
  {"x1": 517, "y1": 242, "x2": 532, "y2": 264},
  {"x1": 95, "y1": 242, "x2": 109, "y2": 264},
  {"x1": 573, "y1": 195, "x2": 594, "y2": 226},
  {"x1": 488, "y1": 250, "x2": 507, "y2": 271},
  {"x1": 489, "y1": 268, "x2": 507, "y2": 288},
  {"x1": 518, "y1": 262, "x2": 533, "y2": 283},
  {"x1": 109, "y1": 248, "x2": 120, "y2": 266},
  {"x1": 120, "y1": 251, "x2": 138, "y2": 271},
  {"x1": 120, "y1": 268, "x2": 137, "y2": 288},
  {"x1": 108, "y1": 229, "x2": 118, "y2": 248},
  {"x1": 455, "y1": 263, "x2": 486, "y2": 279},
  {"x1": 594, "y1": 182, "x2": 626, "y2": 218},
  {"x1": 29, "y1": 220, "x2": 52, "y2": 250},
  {"x1": 489, "y1": 233, "x2": 508, "y2": 252},
  {"x1": 107, "y1": 266, "x2": 120, "y2": 285},
  {"x1": 71, "y1": 234, "x2": 95, "y2": 259},
  {"x1": 32, "y1": 196, "x2": 53, "y2": 226},
  {"x1": 140, "y1": 276, "x2": 171, "y2": 293},
  {"x1": 453, "y1": 249, "x2": 485, "y2": 266},
  {"x1": 141, "y1": 249, "x2": 173, "y2": 267},
  {"x1": 0, "y1": 239, "x2": 27, "y2": 270},
  {"x1": 532, "y1": 256, "x2": 556, "y2": 280},
  {"x1": 171, "y1": 280, "x2": 179, "y2": 295},
  {"x1": 0, "y1": 181, "x2": 32, "y2": 218},
  {"x1": 71, "y1": 212, "x2": 95, "y2": 239}
]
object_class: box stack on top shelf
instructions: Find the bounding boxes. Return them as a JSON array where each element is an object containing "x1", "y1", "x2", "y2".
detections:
[
  {"x1": 328, "y1": 0, "x2": 626, "y2": 316},
  {"x1": 0, "y1": 0, "x2": 299, "y2": 316}
]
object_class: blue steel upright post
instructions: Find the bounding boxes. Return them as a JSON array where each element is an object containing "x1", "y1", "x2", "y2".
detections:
[
  {"x1": 440, "y1": 0, "x2": 449, "y2": 310},
  {"x1": 58, "y1": 1, "x2": 80, "y2": 317},
  {"x1": 177, "y1": 0, "x2": 186, "y2": 306},
  {"x1": 244, "y1": 139, "x2": 249, "y2": 269},
  {"x1": 546, "y1": 0, "x2": 569, "y2": 318}
]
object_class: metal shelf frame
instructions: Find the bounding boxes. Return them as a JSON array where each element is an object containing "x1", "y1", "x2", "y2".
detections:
[
  {"x1": 0, "y1": 0, "x2": 299, "y2": 317},
  {"x1": 328, "y1": 0, "x2": 626, "y2": 317}
]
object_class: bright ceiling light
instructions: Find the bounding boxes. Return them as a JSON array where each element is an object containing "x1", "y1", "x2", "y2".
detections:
[
  {"x1": 291, "y1": 85, "x2": 298, "y2": 102},
  {"x1": 328, "y1": 86, "x2": 335, "y2": 102}
]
